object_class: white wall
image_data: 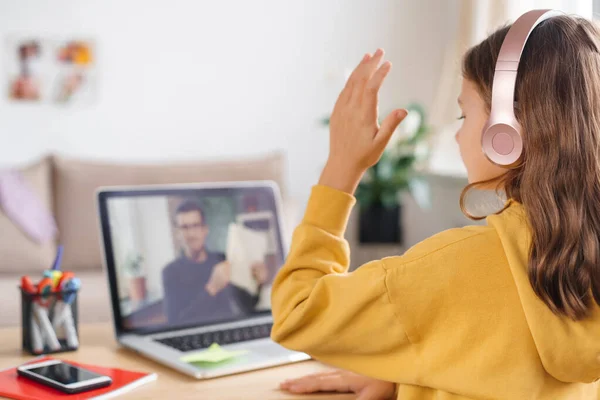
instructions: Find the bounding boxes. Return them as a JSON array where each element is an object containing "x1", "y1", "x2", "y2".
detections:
[
  {"x1": 107, "y1": 197, "x2": 138, "y2": 299},
  {"x1": 133, "y1": 197, "x2": 175, "y2": 299},
  {"x1": 108, "y1": 196, "x2": 175, "y2": 299},
  {"x1": 0, "y1": 0, "x2": 454, "y2": 206}
]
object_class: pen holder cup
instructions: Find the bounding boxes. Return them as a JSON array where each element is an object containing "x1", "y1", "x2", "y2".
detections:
[{"x1": 19, "y1": 286, "x2": 80, "y2": 355}]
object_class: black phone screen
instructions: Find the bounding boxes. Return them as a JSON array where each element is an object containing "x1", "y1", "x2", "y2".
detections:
[{"x1": 27, "y1": 363, "x2": 103, "y2": 385}]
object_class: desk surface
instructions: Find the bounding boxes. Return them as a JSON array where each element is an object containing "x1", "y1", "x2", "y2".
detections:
[{"x1": 0, "y1": 323, "x2": 353, "y2": 400}]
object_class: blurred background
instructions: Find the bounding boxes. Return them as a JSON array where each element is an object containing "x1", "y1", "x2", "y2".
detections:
[
  {"x1": 0, "y1": 0, "x2": 591, "y2": 202},
  {"x1": 0, "y1": 0, "x2": 596, "y2": 325}
]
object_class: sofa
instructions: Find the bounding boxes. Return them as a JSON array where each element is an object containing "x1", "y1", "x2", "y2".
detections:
[{"x1": 0, "y1": 152, "x2": 297, "y2": 327}]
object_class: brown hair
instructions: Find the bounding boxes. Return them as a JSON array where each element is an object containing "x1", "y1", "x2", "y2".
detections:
[{"x1": 461, "y1": 15, "x2": 600, "y2": 320}]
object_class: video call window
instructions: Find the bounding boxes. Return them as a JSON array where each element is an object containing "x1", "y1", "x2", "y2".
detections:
[{"x1": 106, "y1": 189, "x2": 284, "y2": 331}]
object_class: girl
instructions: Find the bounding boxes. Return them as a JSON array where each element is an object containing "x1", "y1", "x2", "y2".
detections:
[{"x1": 270, "y1": 11, "x2": 600, "y2": 400}]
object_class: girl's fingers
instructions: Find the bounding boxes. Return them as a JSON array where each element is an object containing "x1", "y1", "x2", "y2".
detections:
[
  {"x1": 356, "y1": 385, "x2": 390, "y2": 400},
  {"x1": 349, "y1": 53, "x2": 373, "y2": 83},
  {"x1": 340, "y1": 53, "x2": 372, "y2": 104},
  {"x1": 364, "y1": 61, "x2": 392, "y2": 109},
  {"x1": 338, "y1": 48, "x2": 388, "y2": 108},
  {"x1": 350, "y1": 49, "x2": 385, "y2": 103},
  {"x1": 375, "y1": 109, "x2": 408, "y2": 147},
  {"x1": 280, "y1": 371, "x2": 342, "y2": 390},
  {"x1": 286, "y1": 373, "x2": 351, "y2": 394},
  {"x1": 359, "y1": 48, "x2": 385, "y2": 87}
]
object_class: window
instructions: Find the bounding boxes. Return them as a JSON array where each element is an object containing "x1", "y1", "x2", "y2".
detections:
[{"x1": 508, "y1": 0, "x2": 593, "y2": 20}]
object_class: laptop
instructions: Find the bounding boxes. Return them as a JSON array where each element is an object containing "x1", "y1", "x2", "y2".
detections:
[{"x1": 95, "y1": 181, "x2": 310, "y2": 379}]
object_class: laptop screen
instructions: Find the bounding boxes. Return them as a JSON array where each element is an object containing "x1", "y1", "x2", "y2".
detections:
[{"x1": 98, "y1": 183, "x2": 286, "y2": 334}]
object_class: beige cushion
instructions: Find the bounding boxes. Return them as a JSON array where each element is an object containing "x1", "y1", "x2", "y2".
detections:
[
  {"x1": 53, "y1": 152, "x2": 287, "y2": 271},
  {"x1": 0, "y1": 156, "x2": 56, "y2": 274}
]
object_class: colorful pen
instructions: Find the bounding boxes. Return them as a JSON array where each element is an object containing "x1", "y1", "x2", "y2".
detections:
[
  {"x1": 53, "y1": 274, "x2": 79, "y2": 349},
  {"x1": 51, "y1": 245, "x2": 63, "y2": 271},
  {"x1": 62, "y1": 278, "x2": 80, "y2": 348},
  {"x1": 43, "y1": 245, "x2": 64, "y2": 287},
  {"x1": 35, "y1": 277, "x2": 61, "y2": 351},
  {"x1": 21, "y1": 276, "x2": 43, "y2": 354}
]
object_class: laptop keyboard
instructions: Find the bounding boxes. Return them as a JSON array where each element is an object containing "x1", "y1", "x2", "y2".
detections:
[{"x1": 154, "y1": 322, "x2": 273, "y2": 352}]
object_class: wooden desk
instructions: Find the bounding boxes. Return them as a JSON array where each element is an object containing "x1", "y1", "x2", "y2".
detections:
[{"x1": 0, "y1": 323, "x2": 353, "y2": 399}]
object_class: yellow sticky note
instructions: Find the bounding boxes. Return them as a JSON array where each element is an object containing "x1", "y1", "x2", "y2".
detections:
[{"x1": 180, "y1": 343, "x2": 249, "y2": 364}]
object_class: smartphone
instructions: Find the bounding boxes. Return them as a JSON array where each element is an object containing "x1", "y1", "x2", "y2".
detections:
[{"x1": 17, "y1": 359, "x2": 112, "y2": 394}]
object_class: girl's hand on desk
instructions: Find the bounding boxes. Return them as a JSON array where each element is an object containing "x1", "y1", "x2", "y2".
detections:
[
  {"x1": 320, "y1": 48, "x2": 408, "y2": 195},
  {"x1": 279, "y1": 370, "x2": 395, "y2": 400}
]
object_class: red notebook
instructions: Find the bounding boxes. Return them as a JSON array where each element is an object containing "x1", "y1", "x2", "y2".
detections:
[{"x1": 0, "y1": 356, "x2": 157, "y2": 400}]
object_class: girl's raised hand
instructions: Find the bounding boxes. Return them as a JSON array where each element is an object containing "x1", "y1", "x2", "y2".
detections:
[{"x1": 319, "y1": 48, "x2": 408, "y2": 194}]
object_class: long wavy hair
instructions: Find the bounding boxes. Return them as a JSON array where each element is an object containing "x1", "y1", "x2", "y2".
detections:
[{"x1": 461, "y1": 14, "x2": 600, "y2": 320}]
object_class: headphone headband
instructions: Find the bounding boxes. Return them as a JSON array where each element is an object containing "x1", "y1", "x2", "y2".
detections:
[{"x1": 483, "y1": 9, "x2": 562, "y2": 167}]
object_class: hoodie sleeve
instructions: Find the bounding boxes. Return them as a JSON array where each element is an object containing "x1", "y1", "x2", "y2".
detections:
[{"x1": 270, "y1": 185, "x2": 413, "y2": 382}]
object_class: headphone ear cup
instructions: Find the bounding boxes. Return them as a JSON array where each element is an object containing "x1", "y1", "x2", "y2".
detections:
[{"x1": 481, "y1": 123, "x2": 523, "y2": 167}]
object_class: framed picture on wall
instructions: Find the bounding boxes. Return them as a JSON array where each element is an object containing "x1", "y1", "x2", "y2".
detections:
[{"x1": 4, "y1": 35, "x2": 97, "y2": 106}]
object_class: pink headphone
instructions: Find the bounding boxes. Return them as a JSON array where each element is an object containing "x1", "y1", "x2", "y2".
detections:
[{"x1": 482, "y1": 9, "x2": 562, "y2": 167}]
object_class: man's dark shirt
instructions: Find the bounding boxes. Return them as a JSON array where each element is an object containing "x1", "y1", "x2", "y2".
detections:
[{"x1": 161, "y1": 251, "x2": 258, "y2": 326}]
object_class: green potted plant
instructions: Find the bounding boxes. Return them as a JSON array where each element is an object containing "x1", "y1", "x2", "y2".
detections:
[
  {"x1": 321, "y1": 102, "x2": 431, "y2": 244},
  {"x1": 124, "y1": 252, "x2": 147, "y2": 302}
]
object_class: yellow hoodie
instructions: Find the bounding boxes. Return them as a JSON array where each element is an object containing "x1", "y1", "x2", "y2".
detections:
[{"x1": 270, "y1": 185, "x2": 600, "y2": 399}]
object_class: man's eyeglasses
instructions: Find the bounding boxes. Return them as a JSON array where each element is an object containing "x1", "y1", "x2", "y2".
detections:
[{"x1": 176, "y1": 222, "x2": 205, "y2": 231}]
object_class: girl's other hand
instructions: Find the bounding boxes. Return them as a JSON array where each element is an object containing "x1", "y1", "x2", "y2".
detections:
[
  {"x1": 319, "y1": 48, "x2": 408, "y2": 195},
  {"x1": 279, "y1": 370, "x2": 396, "y2": 400}
]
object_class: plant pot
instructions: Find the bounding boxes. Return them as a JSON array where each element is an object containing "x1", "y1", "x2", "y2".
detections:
[
  {"x1": 128, "y1": 276, "x2": 147, "y2": 302},
  {"x1": 359, "y1": 203, "x2": 402, "y2": 244}
]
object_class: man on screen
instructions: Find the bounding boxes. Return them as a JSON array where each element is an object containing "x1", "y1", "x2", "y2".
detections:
[{"x1": 161, "y1": 201, "x2": 269, "y2": 326}]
